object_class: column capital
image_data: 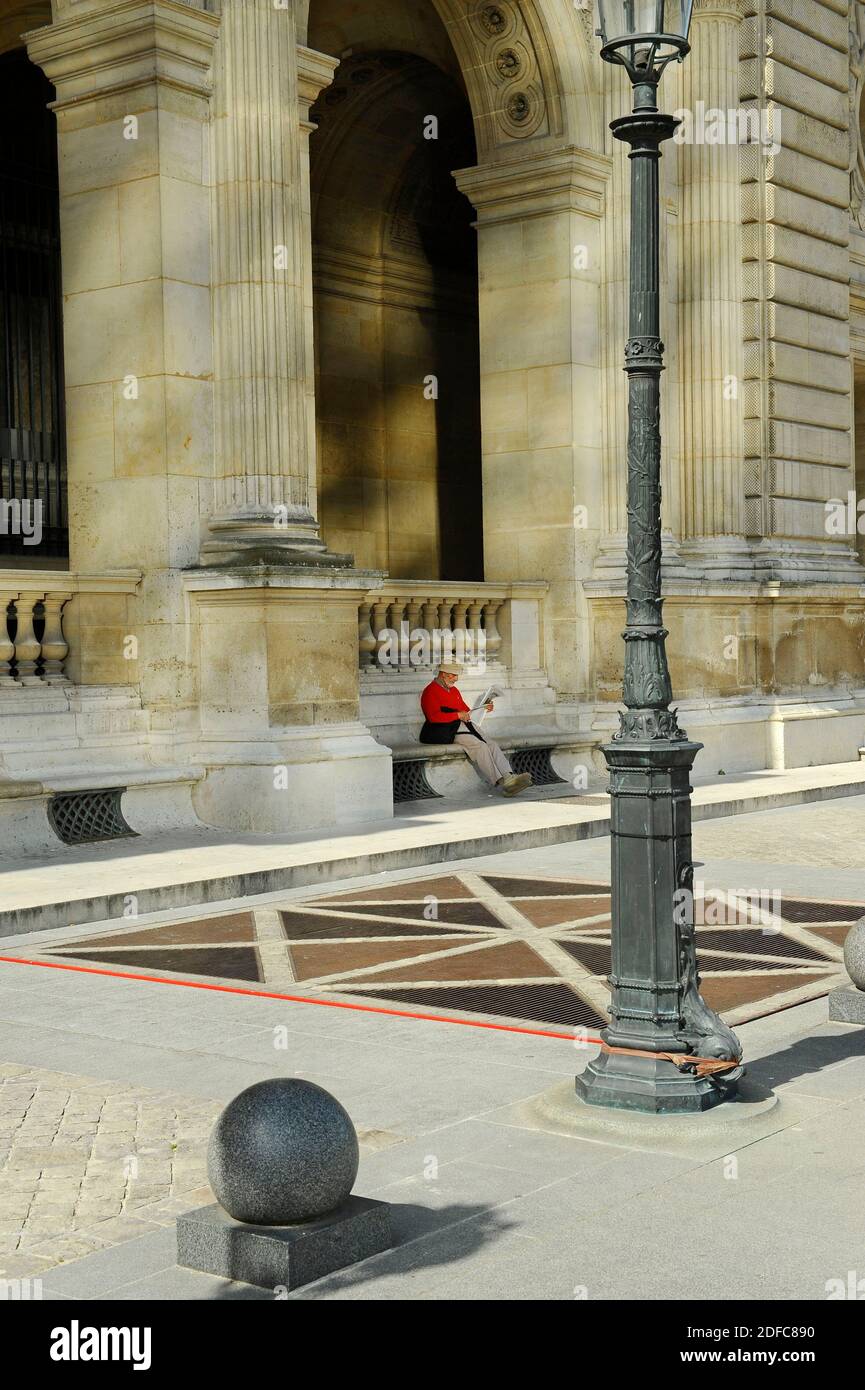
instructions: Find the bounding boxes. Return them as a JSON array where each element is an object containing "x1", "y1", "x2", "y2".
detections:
[
  {"x1": 690, "y1": 0, "x2": 745, "y2": 18},
  {"x1": 25, "y1": 0, "x2": 220, "y2": 108},
  {"x1": 454, "y1": 146, "x2": 612, "y2": 225},
  {"x1": 297, "y1": 44, "x2": 339, "y2": 124}
]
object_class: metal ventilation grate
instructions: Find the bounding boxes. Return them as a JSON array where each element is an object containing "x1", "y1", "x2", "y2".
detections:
[
  {"x1": 510, "y1": 747, "x2": 566, "y2": 787},
  {"x1": 48, "y1": 788, "x2": 136, "y2": 846},
  {"x1": 393, "y1": 759, "x2": 442, "y2": 804}
]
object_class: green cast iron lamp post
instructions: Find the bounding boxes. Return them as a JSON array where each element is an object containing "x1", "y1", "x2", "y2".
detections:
[{"x1": 575, "y1": 0, "x2": 744, "y2": 1112}]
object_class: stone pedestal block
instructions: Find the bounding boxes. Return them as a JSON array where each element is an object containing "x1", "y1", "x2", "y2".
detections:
[
  {"x1": 177, "y1": 1197, "x2": 391, "y2": 1291},
  {"x1": 828, "y1": 989, "x2": 865, "y2": 1025},
  {"x1": 184, "y1": 567, "x2": 393, "y2": 832}
]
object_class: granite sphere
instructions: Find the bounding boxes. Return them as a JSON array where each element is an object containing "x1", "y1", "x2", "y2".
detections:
[
  {"x1": 844, "y1": 916, "x2": 865, "y2": 992},
  {"x1": 207, "y1": 1079, "x2": 359, "y2": 1226}
]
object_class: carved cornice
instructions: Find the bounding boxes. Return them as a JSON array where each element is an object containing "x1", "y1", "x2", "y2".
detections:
[
  {"x1": 454, "y1": 146, "x2": 612, "y2": 224},
  {"x1": 296, "y1": 43, "x2": 338, "y2": 123},
  {"x1": 25, "y1": 0, "x2": 220, "y2": 108},
  {"x1": 690, "y1": 0, "x2": 744, "y2": 16}
]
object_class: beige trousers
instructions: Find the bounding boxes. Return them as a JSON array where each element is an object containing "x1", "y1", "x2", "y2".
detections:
[{"x1": 454, "y1": 729, "x2": 512, "y2": 786}]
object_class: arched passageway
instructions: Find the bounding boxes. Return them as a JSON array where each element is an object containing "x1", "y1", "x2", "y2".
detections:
[{"x1": 309, "y1": 7, "x2": 483, "y2": 581}]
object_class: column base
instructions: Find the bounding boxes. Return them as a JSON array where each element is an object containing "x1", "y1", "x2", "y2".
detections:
[
  {"x1": 202, "y1": 504, "x2": 354, "y2": 569},
  {"x1": 199, "y1": 536, "x2": 354, "y2": 569},
  {"x1": 575, "y1": 1048, "x2": 743, "y2": 1115}
]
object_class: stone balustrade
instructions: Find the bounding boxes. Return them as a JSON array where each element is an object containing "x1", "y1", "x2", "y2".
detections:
[
  {"x1": 0, "y1": 571, "x2": 140, "y2": 687},
  {"x1": 358, "y1": 581, "x2": 547, "y2": 673}
]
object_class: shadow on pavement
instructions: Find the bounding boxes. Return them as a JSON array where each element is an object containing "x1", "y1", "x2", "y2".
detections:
[
  {"x1": 205, "y1": 1202, "x2": 516, "y2": 1300},
  {"x1": 746, "y1": 1024, "x2": 865, "y2": 1090}
]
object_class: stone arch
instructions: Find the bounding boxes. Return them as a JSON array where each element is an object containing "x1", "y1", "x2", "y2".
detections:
[
  {"x1": 300, "y1": 0, "x2": 603, "y2": 159},
  {"x1": 310, "y1": 45, "x2": 485, "y2": 579}
]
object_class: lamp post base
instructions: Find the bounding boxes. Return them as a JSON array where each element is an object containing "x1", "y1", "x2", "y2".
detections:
[
  {"x1": 575, "y1": 1049, "x2": 743, "y2": 1115},
  {"x1": 577, "y1": 727, "x2": 744, "y2": 1115}
]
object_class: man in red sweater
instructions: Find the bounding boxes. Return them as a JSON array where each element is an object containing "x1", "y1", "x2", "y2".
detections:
[{"x1": 419, "y1": 663, "x2": 532, "y2": 796}]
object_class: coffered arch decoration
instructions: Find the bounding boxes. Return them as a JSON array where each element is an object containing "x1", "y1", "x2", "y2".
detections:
[{"x1": 300, "y1": 0, "x2": 603, "y2": 157}]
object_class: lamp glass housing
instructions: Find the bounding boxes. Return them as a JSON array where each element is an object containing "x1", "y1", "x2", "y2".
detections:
[{"x1": 597, "y1": 0, "x2": 694, "y2": 70}]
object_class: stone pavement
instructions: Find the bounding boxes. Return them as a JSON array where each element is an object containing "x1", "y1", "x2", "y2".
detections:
[
  {"x1": 15, "y1": 869, "x2": 854, "y2": 1036},
  {"x1": 0, "y1": 797, "x2": 863, "y2": 1300},
  {"x1": 0, "y1": 1064, "x2": 217, "y2": 1279}
]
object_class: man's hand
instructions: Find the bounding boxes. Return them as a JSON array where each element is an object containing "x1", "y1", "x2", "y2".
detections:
[{"x1": 485, "y1": 701, "x2": 494, "y2": 713}]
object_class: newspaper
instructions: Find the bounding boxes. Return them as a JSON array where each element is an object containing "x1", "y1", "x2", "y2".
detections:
[{"x1": 466, "y1": 685, "x2": 503, "y2": 726}]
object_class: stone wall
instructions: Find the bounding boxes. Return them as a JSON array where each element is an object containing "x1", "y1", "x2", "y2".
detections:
[{"x1": 741, "y1": 0, "x2": 855, "y2": 553}]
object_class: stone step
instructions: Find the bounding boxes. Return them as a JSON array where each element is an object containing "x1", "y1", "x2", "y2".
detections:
[{"x1": 2, "y1": 760, "x2": 865, "y2": 937}]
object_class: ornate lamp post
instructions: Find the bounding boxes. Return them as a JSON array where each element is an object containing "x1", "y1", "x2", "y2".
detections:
[{"x1": 575, "y1": 0, "x2": 744, "y2": 1112}]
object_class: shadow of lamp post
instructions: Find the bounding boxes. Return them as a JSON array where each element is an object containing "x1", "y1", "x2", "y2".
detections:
[{"x1": 575, "y1": 0, "x2": 744, "y2": 1112}]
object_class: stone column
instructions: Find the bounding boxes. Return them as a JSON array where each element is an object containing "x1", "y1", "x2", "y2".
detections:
[
  {"x1": 26, "y1": 0, "x2": 219, "y2": 723},
  {"x1": 205, "y1": 0, "x2": 341, "y2": 563},
  {"x1": 676, "y1": 0, "x2": 746, "y2": 551}
]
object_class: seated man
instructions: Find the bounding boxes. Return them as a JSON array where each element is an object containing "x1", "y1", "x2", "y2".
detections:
[{"x1": 419, "y1": 662, "x2": 532, "y2": 796}]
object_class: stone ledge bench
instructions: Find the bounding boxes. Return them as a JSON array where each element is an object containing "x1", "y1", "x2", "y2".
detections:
[
  {"x1": 380, "y1": 732, "x2": 599, "y2": 802},
  {"x1": 0, "y1": 765, "x2": 204, "y2": 855}
]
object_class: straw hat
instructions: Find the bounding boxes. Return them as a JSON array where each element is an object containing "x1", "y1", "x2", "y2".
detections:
[{"x1": 437, "y1": 662, "x2": 462, "y2": 677}]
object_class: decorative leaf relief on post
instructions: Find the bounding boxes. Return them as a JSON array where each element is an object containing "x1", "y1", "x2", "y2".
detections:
[
  {"x1": 615, "y1": 708, "x2": 686, "y2": 741},
  {"x1": 676, "y1": 861, "x2": 744, "y2": 1066},
  {"x1": 625, "y1": 390, "x2": 663, "y2": 614},
  {"x1": 621, "y1": 638, "x2": 674, "y2": 714}
]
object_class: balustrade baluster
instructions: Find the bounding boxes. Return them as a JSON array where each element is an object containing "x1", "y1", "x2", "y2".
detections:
[
  {"x1": 482, "y1": 599, "x2": 504, "y2": 661},
  {"x1": 357, "y1": 602, "x2": 376, "y2": 669},
  {"x1": 434, "y1": 600, "x2": 453, "y2": 665},
  {"x1": 420, "y1": 598, "x2": 438, "y2": 635},
  {"x1": 0, "y1": 593, "x2": 19, "y2": 686},
  {"x1": 356, "y1": 588, "x2": 518, "y2": 672},
  {"x1": 14, "y1": 592, "x2": 46, "y2": 685},
  {"x1": 40, "y1": 592, "x2": 72, "y2": 682},
  {"x1": 371, "y1": 598, "x2": 390, "y2": 669},
  {"x1": 386, "y1": 599, "x2": 407, "y2": 667},
  {"x1": 451, "y1": 599, "x2": 469, "y2": 665},
  {"x1": 467, "y1": 600, "x2": 485, "y2": 666}
]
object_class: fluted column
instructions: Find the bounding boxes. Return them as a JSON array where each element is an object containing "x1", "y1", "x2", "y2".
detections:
[
  {"x1": 205, "y1": 0, "x2": 340, "y2": 562},
  {"x1": 677, "y1": 0, "x2": 746, "y2": 540}
]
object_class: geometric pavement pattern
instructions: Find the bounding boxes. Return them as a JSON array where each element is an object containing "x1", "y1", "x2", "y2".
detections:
[{"x1": 41, "y1": 873, "x2": 858, "y2": 1034}]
